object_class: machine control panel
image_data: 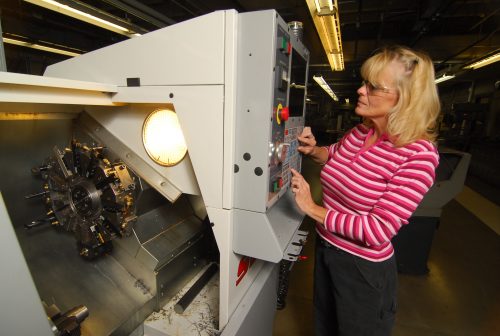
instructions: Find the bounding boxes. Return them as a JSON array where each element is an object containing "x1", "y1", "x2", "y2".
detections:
[
  {"x1": 234, "y1": 10, "x2": 309, "y2": 213},
  {"x1": 267, "y1": 25, "x2": 307, "y2": 208}
]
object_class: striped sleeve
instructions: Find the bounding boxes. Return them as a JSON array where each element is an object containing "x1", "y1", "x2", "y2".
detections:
[
  {"x1": 326, "y1": 143, "x2": 338, "y2": 160},
  {"x1": 323, "y1": 147, "x2": 439, "y2": 247}
]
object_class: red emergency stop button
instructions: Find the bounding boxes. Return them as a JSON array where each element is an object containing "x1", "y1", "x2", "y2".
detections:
[{"x1": 280, "y1": 107, "x2": 289, "y2": 122}]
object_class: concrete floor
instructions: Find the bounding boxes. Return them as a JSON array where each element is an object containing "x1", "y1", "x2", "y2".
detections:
[{"x1": 273, "y1": 161, "x2": 500, "y2": 336}]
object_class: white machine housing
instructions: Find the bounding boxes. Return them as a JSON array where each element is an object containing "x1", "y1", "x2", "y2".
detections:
[{"x1": 0, "y1": 9, "x2": 309, "y2": 336}]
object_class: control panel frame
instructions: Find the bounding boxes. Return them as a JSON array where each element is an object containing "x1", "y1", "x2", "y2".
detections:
[{"x1": 233, "y1": 10, "x2": 309, "y2": 214}]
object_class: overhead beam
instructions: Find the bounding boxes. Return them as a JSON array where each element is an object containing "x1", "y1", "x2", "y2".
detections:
[
  {"x1": 118, "y1": 0, "x2": 176, "y2": 25},
  {"x1": 101, "y1": 0, "x2": 172, "y2": 28}
]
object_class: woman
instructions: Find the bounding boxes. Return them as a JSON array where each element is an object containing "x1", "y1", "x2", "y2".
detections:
[{"x1": 291, "y1": 46, "x2": 440, "y2": 336}]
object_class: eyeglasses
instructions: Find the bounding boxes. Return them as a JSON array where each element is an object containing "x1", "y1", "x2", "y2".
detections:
[{"x1": 361, "y1": 80, "x2": 398, "y2": 95}]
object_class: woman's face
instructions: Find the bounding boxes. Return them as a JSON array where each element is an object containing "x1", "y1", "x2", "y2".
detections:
[{"x1": 355, "y1": 61, "x2": 400, "y2": 124}]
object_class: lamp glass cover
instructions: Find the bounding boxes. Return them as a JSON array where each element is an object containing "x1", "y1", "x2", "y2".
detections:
[{"x1": 142, "y1": 109, "x2": 187, "y2": 167}]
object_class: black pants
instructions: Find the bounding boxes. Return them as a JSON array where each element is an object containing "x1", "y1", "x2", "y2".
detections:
[{"x1": 314, "y1": 237, "x2": 397, "y2": 336}]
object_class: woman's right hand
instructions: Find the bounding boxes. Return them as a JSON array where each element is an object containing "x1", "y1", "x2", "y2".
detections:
[{"x1": 297, "y1": 127, "x2": 317, "y2": 155}]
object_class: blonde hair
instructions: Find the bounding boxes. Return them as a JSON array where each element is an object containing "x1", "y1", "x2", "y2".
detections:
[{"x1": 361, "y1": 46, "x2": 440, "y2": 146}]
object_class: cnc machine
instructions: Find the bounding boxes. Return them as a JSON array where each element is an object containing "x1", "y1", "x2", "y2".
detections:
[{"x1": 0, "y1": 9, "x2": 309, "y2": 336}]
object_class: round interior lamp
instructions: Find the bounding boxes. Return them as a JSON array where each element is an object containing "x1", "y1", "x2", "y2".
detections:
[{"x1": 142, "y1": 108, "x2": 187, "y2": 167}]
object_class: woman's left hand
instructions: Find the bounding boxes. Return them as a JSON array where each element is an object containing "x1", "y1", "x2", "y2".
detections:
[
  {"x1": 290, "y1": 168, "x2": 314, "y2": 214},
  {"x1": 290, "y1": 169, "x2": 328, "y2": 225}
]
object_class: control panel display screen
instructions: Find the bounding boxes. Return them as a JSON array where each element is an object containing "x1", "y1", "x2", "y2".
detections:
[{"x1": 289, "y1": 49, "x2": 307, "y2": 117}]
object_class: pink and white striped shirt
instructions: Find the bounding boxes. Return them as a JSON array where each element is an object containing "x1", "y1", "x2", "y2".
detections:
[{"x1": 318, "y1": 124, "x2": 439, "y2": 262}]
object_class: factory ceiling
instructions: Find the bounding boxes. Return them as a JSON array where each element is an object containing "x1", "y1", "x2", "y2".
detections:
[{"x1": 1, "y1": 0, "x2": 499, "y2": 103}]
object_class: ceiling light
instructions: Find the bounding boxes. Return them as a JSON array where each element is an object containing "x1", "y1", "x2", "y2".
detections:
[
  {"x1": 306, "y1": 0, "x2": 344, "y2": 71},
  {"x1": 3, "y1": 37, "x2": 81, "y2": 57},
  {"x1": 463, "y1": 51, "x2": 500, "y2": 70},
  {"x1": 23, "y1": 0, "x2": 141, "y2": 37},
  {"x1": 313, "y1": 75, "x2": 338, "y2": 101},
  {"x1": 435, "y1": 74, "x2": 455, "y2": 84}
]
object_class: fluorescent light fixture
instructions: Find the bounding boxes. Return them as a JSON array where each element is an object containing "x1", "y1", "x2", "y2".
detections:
[
  {"x1": 463, "y1": 51, "x2": 500, "y2": 70},
  {"x1": 3, "y1": 37, "x2": 81, "y2": 57},
  {"x1": 313, "y1": 75, "x2": 338, "y2": 101},
  {"x1": 306, "y1": 0, "x2": 344, "y2": 71},
  {"x1": 435, "y1": 74, "x2": 455, "y2": 84},
  {"x1": 23, "y1": 0, "x2": 141, "y2": 37}
]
